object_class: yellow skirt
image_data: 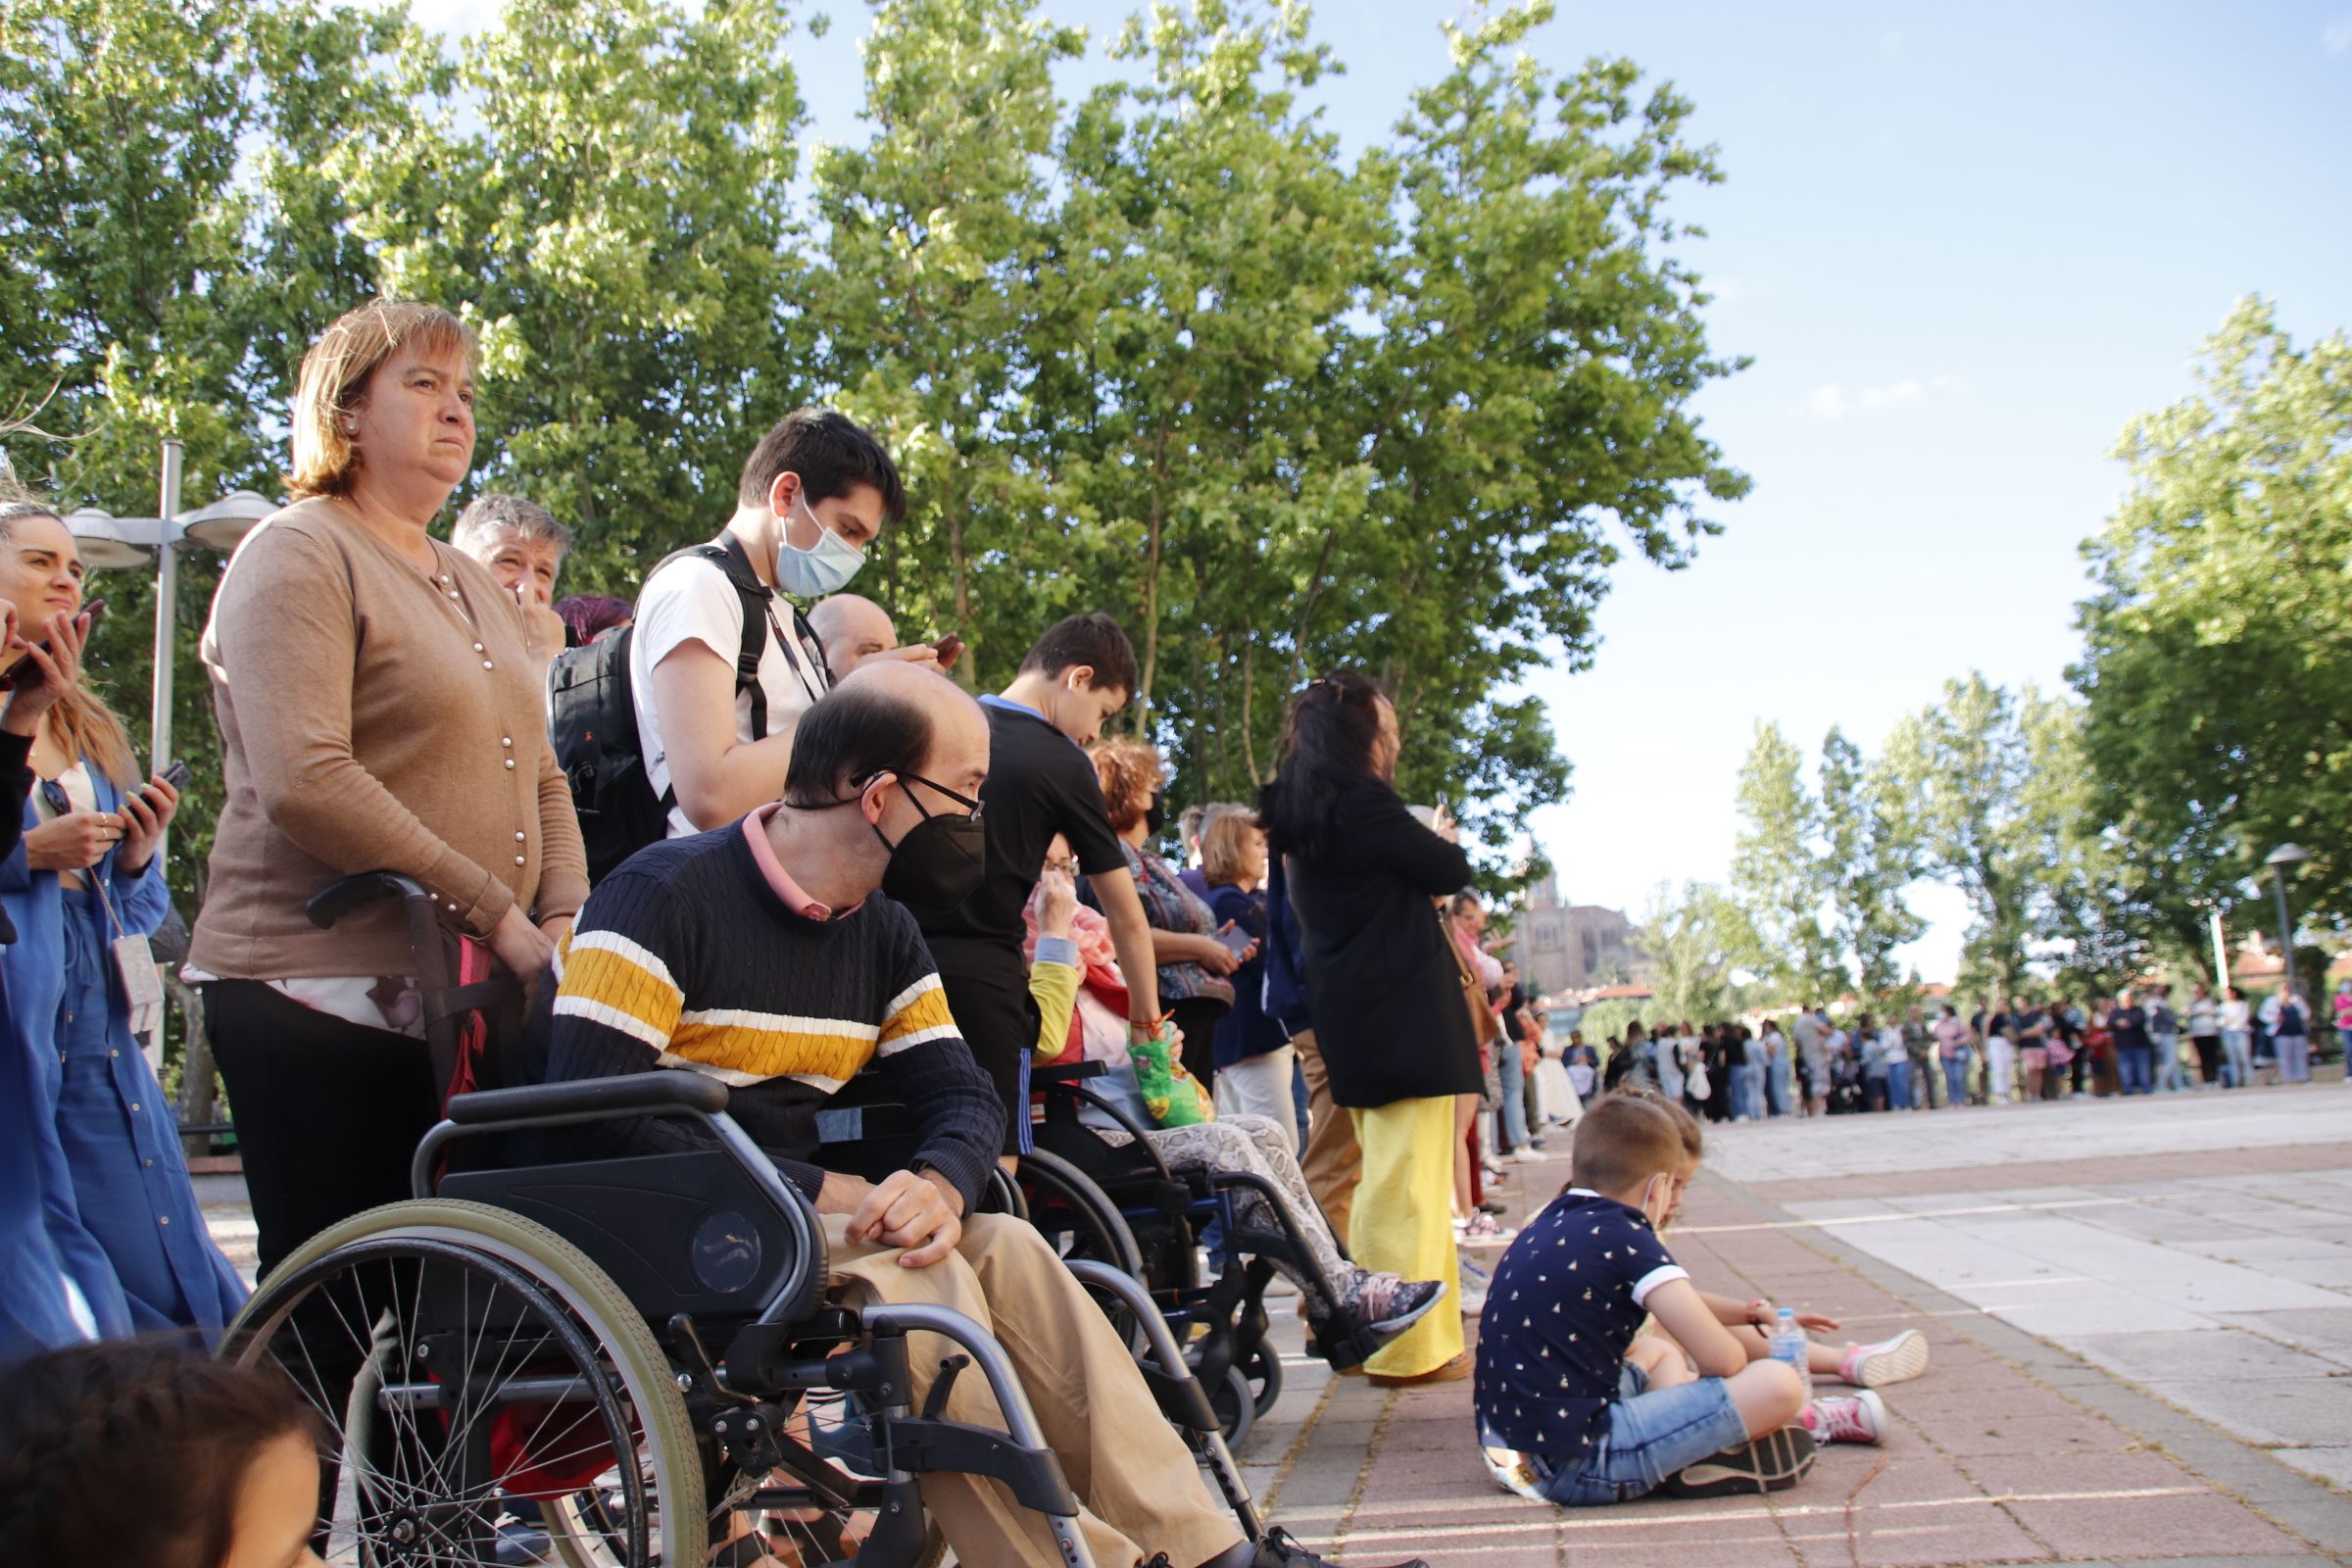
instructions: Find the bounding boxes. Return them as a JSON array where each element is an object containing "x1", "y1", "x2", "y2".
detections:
[{"x1": 1347, "y1": 1095, "x2": 1467, "y2": 1377}]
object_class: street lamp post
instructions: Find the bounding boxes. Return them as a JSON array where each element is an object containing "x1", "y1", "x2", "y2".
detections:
[
  {"x1": 64, "y1": 438, "x2": 274, "y2": 849},
  {"x1": 2264, "y1": 843, "x2": 2311, "y2": 1003}
]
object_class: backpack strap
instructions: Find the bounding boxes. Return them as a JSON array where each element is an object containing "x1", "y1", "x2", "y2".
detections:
[{"x1": 693, "y1": 537, "x2": 776, "y2": 742}]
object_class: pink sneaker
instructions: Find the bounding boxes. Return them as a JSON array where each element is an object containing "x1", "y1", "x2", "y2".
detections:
[
  {"x1": 1801, "y1": 1391, "x2": 1886, "y2": 1445},
  {"x1": 1839, "y1": 1329, "x2": 1930, "y2": 1388},
  {"x1": 1457, "y1": 1211, "x2": 1518, "y2": 1248}
]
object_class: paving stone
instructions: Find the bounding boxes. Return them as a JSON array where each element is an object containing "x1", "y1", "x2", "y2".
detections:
[
  {"x1": 2138, "y1": 1377, "x2": 2352, "y2": 1449},
  {"x1": 2270, "y1": 1446, "x2": 2352, "y2": 1491},
  {"x1": 2071, "y1": 1328, "x2": 2347, "y2": 1385}
]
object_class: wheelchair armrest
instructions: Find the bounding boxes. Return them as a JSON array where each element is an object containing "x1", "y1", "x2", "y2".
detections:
[
  {"x1": 307, "y1": 871, "x2": 430, "y2": 930},
  {"x1": 1031, "y1": 1060, "x2": 1106, "y2": 1083},
  {"x1": 446, "y1": 1071, "x2": 729, "y2": 1126}
]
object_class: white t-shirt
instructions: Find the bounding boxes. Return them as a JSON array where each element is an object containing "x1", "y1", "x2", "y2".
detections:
[{"x1": 630, "y1": 553, "x2": 829, "y2": 837}]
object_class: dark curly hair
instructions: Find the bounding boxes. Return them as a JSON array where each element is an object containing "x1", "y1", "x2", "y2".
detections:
[{"x1": 0, "y1": 1339, "x2": 321, "y2": 1568}]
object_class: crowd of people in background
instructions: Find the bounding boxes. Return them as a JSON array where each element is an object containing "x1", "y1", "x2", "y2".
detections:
[{"x1": 1588, "y1": 979, "x2": 2343, "y2": 1123}]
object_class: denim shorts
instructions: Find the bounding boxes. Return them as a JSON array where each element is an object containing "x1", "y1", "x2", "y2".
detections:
[{"x1": 1529, "y1": 1363, "x2": 1750, "y2": 1506}]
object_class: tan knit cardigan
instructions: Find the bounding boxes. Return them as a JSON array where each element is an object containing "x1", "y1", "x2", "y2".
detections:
[{"x1": 188, "y1": 496, "x2": 589, "y2": 980}]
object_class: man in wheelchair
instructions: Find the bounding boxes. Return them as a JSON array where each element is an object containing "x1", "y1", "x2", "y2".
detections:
[{"x1": 541, "y1": 662, "x2": 1422, "y2": 1568}]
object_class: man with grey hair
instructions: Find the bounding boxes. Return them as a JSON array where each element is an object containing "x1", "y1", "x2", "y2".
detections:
[{"x1": 453, "y1": 492, "x2": 573, "y2": 676}]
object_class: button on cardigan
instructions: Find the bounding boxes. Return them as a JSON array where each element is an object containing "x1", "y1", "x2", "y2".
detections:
[{"x1": 189, "y1": 497, "x2": 588, "y2": 981}]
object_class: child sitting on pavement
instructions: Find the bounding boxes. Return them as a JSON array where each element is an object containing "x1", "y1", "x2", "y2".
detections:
[
  {"x1": 1474, "y1": 1093, "x2": 1818, "y2": 1504},
  {"x1": 1640, "y1": 1091, "x2": 1930, "y2": 1399}
]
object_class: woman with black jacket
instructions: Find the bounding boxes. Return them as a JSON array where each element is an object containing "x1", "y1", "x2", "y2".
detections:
[{"x1": 1260, "y1": 671, "x2": 1476, "y2": 1387}]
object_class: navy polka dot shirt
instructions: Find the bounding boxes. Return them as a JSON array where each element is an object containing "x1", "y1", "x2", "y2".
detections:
[{"x1": 1473, "y1": 1190, "x2": 1689, "y2": 1466}]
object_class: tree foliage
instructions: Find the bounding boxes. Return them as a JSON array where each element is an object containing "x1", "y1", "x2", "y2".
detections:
[
  {"x1": 2, "y1": 0, "x2": 1748, "y2": 901},
  {"x1": 2074, "y1": 297, "x2": 2352, "y2": 950}
]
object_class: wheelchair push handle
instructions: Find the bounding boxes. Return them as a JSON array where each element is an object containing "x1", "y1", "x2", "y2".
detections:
[{"x1": 306, "y1": 869, "x2": 435, "y2": 931}]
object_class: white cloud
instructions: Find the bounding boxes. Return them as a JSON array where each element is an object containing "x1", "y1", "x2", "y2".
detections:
[
  {"x1": 2327, "y1": 17, "x2": 2352, "y2": 53},
  {"x1": 1800, "y1": 374, "x2": 1965, "y2": 421}
]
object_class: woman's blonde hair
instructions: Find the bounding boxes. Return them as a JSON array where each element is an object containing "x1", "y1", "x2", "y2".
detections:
[
  {"x1": 0, "y1": 498, "x2": 137, "y2": 785},
  {"x1": 1090, "y1": 737, "x2": 1164, "y2": 834},
  {"x1": 1198, "y1": 806, "x2": 1261, "y2": 887},
  {"x1": 287, "y1": 300, "x2": 475, "y2": 501}
]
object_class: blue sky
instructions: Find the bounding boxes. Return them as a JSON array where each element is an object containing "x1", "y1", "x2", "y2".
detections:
[{"x1": 417, "y1": 0, "x2": 2352, "y2": 978}]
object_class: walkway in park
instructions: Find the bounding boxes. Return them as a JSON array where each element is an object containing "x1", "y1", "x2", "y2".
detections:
[
  {"x1": 1234, "y1": 1081, "x2": 2352, "y2": 1566},
  {"x1": 196, "y1": 1081, "x2": 2352, "y2": 1565}
]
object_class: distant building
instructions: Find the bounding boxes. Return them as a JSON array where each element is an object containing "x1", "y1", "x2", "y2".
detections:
[{"x1": 1507, "y1": 875, "x2": 1650, "y2": 997}]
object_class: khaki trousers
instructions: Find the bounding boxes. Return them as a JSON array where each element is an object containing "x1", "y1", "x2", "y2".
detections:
[
  {"x1": 1346, "y1": 1096, "x2": 1466, "y2": 1378},
  {"x1": 1291, "y1": 1028, "x2": 1363, "y2": 1244},
  {"x1": 825, "y1": 1211, "x2": 1244, "y2": 1568}
]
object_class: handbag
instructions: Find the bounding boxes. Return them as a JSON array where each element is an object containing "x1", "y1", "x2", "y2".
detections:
[{"x1": 1685, "y1": 1054, "x2": 1712, "y2": 1101}]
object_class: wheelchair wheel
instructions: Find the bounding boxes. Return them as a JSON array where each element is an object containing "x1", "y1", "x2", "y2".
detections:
[
  {"x1": 1017, "y1": 1146, "x2": 1150, "y2": 1352},
  {"x1": 1205, "y1": 1363, "x2": 1256, "y2": 1450},
  {"x1": 1246, "y1": 1340, "x2": 1284, "y2": 1420},
  {"x1": 220, "y1": 1199, "x2": 705, "y2": 1568},
  {"x1": 1015, "y1": 1147, "x2": 1144, "y2": 1277}
]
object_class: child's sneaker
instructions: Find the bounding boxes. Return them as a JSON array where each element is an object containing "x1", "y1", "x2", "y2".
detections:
[
  {"x1": 1660, "y1": 1426, "x2": 1817, "y2": 1497},
  {"x1": 1840, "y1": 1329, "x2": 1930, "y2": 1388},
  {"x1": 1801, "y1": 1391, "x2": 1886, "y2": 1445}
]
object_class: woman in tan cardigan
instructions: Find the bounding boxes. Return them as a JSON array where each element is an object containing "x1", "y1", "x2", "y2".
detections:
[{"x1": 189, "y1": 300, "x2": 588, "y2": 1277}]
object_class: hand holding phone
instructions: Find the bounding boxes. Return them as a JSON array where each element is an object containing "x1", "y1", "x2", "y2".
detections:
[
  {"x1": 932, "y1": 633, "x2": 964, "y2": 671},
  {"x1": 1215, "y1": 921, "x2": 1256, "y2": 960},
  {"x1": 158, "y1": 759, "x2": 192, "y2": 792}
]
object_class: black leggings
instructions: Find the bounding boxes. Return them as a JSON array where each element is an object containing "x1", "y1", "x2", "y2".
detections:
[{"x1": 205, "y1": 980, "x2": 443, "y2": 1274}]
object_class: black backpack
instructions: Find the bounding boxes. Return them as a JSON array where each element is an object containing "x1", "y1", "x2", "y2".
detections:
[{"x1": 550, "y1": 537, "x2": 786, "y2": 884}]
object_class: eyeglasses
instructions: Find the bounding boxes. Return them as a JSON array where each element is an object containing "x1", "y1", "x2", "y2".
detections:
[{"x1": 871, "y1": 769, "x2": 984, "y2": 823}]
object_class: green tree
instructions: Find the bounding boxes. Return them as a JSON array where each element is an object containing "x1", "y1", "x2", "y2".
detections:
[
  {"x1": 2075, "y1": 297, "x2": 2352, "y2": 945},
  {"x1": 1731, "y1": 719, "x2": 1839, "y2": 1000},
  {"x1": 1818, "y1": 727, "x2": 1922, "y2": 996},
  {"x1": 1635, "y1": 879, "x2": 1755, "y2": 1023},
  {"x1": 271, "y1": 0, "x2": 814, "y2": 589},
  {"x1": 812, "y1": 0, "x2": 1085, "y2": 685},
  {"x1": 1881, "y1": 675, "x2": 2098, "y2": 1001},
  {"x1": 1331, "y1": 0, "x2": 1747, "y2": 863}
]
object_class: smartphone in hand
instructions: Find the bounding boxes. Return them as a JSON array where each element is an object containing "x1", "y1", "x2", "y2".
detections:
[
  {"x1": 158, "y1": 759, "x2": 191, "y2": 792},
  {"x1": 933, "y1": 633, "x2": 964, "y2": 670},
  {"x1": 1215, "y1": 923, "x2": 1255, "y2": 960},
  {"x1": 0, "y1": 598, "x2": 104, "y2": 692}
]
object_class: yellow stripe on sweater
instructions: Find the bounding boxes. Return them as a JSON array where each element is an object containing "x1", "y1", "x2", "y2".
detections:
[
  {"x1": 667, "y1": 1018, "x2": 879, "y2": 1084},
  {"x1": 879, "y1": 979, "x2": 956, "y2": 1053},
  {"x1": 555, "y1": 935, "x2": 684, "y2": 1048}
]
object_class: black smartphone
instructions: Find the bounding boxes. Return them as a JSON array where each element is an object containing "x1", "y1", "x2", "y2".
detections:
[
  {"x1": 158, "y1": 759, "x2": 191, "y2": 791},
  {"x1": 0, "y1": 598, "x2": 104, "y2": 692},
  {"x1": 933, "y1": 632, "x2": 965, "y2": 670}
]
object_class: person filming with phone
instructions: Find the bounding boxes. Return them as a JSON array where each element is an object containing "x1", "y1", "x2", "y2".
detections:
[{"x1": 0, "y1": 495, "x2": 245, "y2": 1346}]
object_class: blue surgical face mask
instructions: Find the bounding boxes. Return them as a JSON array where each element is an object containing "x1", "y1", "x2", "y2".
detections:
[{"x1": 775, "y1": 492, "x2": 866, "y2": 596}]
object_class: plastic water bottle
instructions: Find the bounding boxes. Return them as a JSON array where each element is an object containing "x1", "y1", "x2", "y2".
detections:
[{"x1": 1768, "y1": 1307, "x2": 1812, "y2": 1398}]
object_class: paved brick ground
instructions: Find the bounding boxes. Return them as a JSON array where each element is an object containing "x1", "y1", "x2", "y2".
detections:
[{"x1": 1236, "y1": 1111, "x2": 2352, "y2": 1566}]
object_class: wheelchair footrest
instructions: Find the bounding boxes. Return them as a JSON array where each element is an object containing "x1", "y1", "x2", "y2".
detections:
[{"x1": 891, "y1": 1416, "x2": 1081, "y2": 1517}]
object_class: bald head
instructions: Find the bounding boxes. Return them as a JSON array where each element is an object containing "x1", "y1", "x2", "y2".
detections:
[
  {"x1": 783, "y1": 660, "x2": 988, "y2": 810},
  {"x1": 809, "y1": 593, "x2": 897, "y2": 677}
]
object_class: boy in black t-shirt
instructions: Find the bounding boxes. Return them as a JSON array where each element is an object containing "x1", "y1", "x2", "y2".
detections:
[
  {"x1": 1473, "y1": 1096, "x2": 1816, "y2": 1504},
  {"x1": 916, "y1": 613, "x2": 1169, "y2": 1155}
]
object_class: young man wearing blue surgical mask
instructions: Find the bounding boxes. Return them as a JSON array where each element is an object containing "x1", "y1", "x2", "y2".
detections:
[{"x1": 633, "y1": 407, "x2": 940, "y2": 837}]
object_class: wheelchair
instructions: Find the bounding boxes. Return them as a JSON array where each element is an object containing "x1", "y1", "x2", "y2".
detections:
[
  {"x1": 1011, "y1": 1064, "x2": 1385, "y2": 1449},
  {"x1": 216, "y1": 873, "x2": 1261, "y2": 1567}
]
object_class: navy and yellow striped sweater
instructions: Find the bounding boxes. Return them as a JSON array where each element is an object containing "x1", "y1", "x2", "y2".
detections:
[{"x1": 542, "y1": 819, "x2": 1004, "y2": 1211}]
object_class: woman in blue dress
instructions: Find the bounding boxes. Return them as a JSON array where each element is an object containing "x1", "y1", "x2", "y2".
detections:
[
  {"x1": 0, "y1": 499, "x2": 244, "y2": 1344},
  {"x1": 0, "y1": 524, "x2": 96, "y2": 1363}
]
